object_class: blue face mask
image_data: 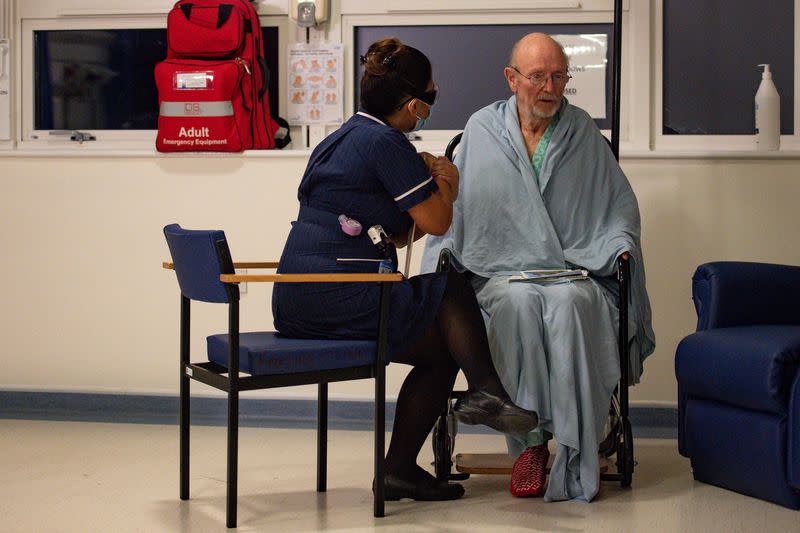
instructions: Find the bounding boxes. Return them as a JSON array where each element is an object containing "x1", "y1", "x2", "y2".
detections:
[{"x1": 413, "y1": 103, "x2": 432, "y2": 132}]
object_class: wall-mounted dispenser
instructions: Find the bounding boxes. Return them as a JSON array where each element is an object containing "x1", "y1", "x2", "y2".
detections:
[{"x1": 290, "y1": 0, "x2": 328, "y2": 28}]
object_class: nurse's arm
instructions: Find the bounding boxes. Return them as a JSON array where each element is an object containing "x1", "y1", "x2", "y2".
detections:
[
  {"x1": 391, "y1": 224, "x2": 427, "y2": 248},
  {"x1": 407, "y1": 183, "x2": 454, "y2": 236}
]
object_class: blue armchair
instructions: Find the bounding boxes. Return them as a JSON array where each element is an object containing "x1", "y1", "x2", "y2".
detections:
[{"x1": 675, "y1": 261, "x2": 800, "y2": 509}]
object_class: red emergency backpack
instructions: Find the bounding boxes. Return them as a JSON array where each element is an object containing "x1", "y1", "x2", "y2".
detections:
[{"x1": 156, "y1": 0, "x2": 290, "y2": 152}]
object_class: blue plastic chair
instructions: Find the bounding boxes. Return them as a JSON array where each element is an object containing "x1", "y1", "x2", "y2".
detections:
[
  {"x1": 676, "y1": 261, "x2": 800, "y2": 509},
  {"x1": 162, "y1": 224, "x2": 402, "y2": 528}
]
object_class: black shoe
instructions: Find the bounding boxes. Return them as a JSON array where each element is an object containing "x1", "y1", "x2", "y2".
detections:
[
  {"x1": 453, "y1": 390, "x2": 538, "y2": 436},
  {"x1": 374, "y1": 473, "x2": 465, "y2": 501}
]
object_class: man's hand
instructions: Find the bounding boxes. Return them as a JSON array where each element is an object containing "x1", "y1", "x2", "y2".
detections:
[
  {"x1": 431, "y1": 156, "x2": 459, "y2": 203},
  {"x1": 419, "y1": 151, "x2": 437, "y2": 171}
]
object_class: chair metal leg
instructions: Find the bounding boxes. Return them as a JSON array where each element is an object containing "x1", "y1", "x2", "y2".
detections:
[
  {"x1": 373, "y1": 282, "x2": 391, "y2": 518},
  {"x1": 226, "y1": 301, "x2": 240, "y2": 529},
  {"x1": 180, "y1": 377, "x2": 190, "y2": 500},
  {"x1": 226, "y1": 389, "x2": 239, "y2": 528},
  {"x1": 180, "y1": 295, "x2": 190, "y2": 501},
  {"x1": 317, "y1": 382, "x2": 328, "y2": 492},
  {"x1": 374, "y1": 365, "x2": 385, "y2": 518}
]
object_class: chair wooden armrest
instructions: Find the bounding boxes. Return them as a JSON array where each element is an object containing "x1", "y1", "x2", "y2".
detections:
[
  {"x1": 163, "y1": 261, "x2": 401, "y2": 282},
  {"x1": 220, "y1": 273, "x2": 403, "y2": 283},
  {"x1": 163, "y1": 261, "x2": 280, "y2": 270}
]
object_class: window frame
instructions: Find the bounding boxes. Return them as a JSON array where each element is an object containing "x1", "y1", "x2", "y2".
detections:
[
  {"x1": 24, "y1": 1, "x2": 799, "y2": 156},
  {"x1": 653, "y1": 0, "x2": 800, "y2": 152},
  {"x1": 18, "y1": 13, "x2": 291, "y2": 150},
  {"x1": 340, "y1": 5, "x2": 643, "y2": 153}
]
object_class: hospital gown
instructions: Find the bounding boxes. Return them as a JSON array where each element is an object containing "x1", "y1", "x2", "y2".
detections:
[{"x1": 422, "y1": 96, "x2": 655, "y2": 502}]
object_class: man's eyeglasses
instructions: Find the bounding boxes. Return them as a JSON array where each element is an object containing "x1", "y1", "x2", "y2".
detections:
[{"x1": 509, "y1": 66, "x2": 572, "y2": 87}]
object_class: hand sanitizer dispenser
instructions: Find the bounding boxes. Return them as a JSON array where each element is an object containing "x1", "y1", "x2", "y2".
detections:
[
  {"x1": 755, "y1": 64, "x2": 780, "y2": 151},
  {"x1": 290, "y1": 0, "x2": 329, "y2": 28}
]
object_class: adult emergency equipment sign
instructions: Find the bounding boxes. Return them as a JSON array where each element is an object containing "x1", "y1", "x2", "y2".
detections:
[{"x1": 155, "y1": 60, "x2": 252, "y2": 152}]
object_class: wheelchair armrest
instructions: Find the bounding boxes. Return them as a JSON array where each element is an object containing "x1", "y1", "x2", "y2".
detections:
[
  {"x1": 591, "y1": 253, "x2": 628, "y2": 311},
  {"x1": 616, "y1": 253, "x2": 630, "y2": 290},
  {"x1": 692, "y1": 262, "x2": 800, "y2": 330}
]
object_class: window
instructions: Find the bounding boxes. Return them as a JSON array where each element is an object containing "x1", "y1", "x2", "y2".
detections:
[
  {"x1": 662, "y1": 0, "x2": 794, "y2": 136},
  {"x1": 353, "y1": 23, "x2": 614, "y2": 131},
  {"x1": 24, "y1": 19, "x2": 281, "y2": 144},
  {"x1": 34, "y1": 29, "x2": 166, "y2": 131}
]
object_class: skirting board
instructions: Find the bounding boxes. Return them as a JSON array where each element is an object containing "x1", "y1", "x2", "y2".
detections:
[{"x1": 0, "y1": 391, "x2": 677, "y2": 438}]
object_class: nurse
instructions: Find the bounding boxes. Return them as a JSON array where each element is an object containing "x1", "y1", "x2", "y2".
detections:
[{"x1": 273, "y1": 38, "x2": 537, "y2": 501}]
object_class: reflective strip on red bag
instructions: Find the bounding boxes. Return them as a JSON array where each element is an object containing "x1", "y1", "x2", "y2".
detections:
[{"x1": 160, "y1": 101, "x2": 234, "y2": 117}]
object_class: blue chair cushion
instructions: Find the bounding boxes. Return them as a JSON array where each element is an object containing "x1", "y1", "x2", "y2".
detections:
[
  {"x1": 676, "y1": 325, "x2": 800, "y2": 414},
  {"x1": 207, "y1": 332, "x2": 377, "y2": 375}
]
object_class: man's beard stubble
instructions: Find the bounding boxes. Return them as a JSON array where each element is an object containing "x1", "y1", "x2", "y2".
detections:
[{"x1": 530, "y1": 93, "x2": 561, "y2": 119}]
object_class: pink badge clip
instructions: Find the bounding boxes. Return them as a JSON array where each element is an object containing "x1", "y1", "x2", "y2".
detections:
[{"x1": 338, "y1": 214, "x2": 362, "y2": 236}]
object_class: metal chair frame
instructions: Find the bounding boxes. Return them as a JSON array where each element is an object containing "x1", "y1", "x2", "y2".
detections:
[{"x1": 164, "y1": 226, "x2": 402, "y2": 527}]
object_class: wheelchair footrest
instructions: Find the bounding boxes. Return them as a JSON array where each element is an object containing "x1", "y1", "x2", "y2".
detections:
[{"x1": 454, "y1": 452, "x2": 609, "y2": 476}]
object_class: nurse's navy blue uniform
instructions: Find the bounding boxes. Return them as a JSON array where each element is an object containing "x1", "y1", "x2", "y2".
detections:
[{"x1": 273, "y1": 112, "x2": 448, "y2": 355}]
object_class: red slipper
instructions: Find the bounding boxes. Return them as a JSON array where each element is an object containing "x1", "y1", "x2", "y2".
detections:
[{"x1": 510, "y1": 444, "x2": 549, "y2": 497}]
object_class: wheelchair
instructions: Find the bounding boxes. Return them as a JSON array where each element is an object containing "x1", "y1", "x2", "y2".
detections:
[{"x1": 430, "y1": 133, "x2": 635, "y2": 487}]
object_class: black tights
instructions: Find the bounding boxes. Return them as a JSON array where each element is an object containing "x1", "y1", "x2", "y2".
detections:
[{"x1": 385, "y1": 269, "x2": 507, "y2": 478}]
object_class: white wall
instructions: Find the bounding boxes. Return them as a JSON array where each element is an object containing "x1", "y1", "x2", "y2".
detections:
[{"x1": 2, "y1": 153, "x2": 799, "y2": 404}]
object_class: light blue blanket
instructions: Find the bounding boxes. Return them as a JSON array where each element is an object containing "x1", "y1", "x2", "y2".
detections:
[{"x1": 422, "y1": 96, "x2": 655, "y2": 501}]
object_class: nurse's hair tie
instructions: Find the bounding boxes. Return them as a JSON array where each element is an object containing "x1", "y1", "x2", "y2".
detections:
[
  {"x1": 381, "y1": 54, "x2": 397, "y2": 69},
  {"x1": 363, "y1": 38, "x2": 403, "y2": 75}
]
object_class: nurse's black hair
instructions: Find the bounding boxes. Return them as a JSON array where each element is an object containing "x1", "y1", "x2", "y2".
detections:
[{"x1": 359, "y1": 38, "x2": 432, "y2": 117}]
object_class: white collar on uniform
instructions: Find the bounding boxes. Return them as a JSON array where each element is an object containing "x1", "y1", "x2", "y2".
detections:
[{"x1": 356, "y1": 111, "x2": 386, "y2": 125}]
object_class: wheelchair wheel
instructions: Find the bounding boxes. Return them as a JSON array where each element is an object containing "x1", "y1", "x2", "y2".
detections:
[
  {"x1": 619, "y1": 418, "x2": 634, "y2": 487},
  {"x1": 433, "y1": 414, "x2": 452, "y2": 480},
  {"x1": 599, "y1": 416, "x2": 620, "y2": 458}
]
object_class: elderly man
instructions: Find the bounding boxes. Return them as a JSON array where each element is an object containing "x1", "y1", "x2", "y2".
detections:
[{"x1": 422, "y1": 33, "x2": 655, "y2": 502}]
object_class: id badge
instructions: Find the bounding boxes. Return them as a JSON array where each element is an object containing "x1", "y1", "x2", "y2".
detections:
[{"x1": 378, "y1": 260, "x2": 396, "y2": 274}]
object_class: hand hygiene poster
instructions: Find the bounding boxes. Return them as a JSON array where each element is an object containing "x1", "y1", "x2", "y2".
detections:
[
  {"x1": 288, "y1": 43, "x2": 344, "y2": 125},
  {"x1": 553, "y1": 34, "x2": 607, "y2": 119}
]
